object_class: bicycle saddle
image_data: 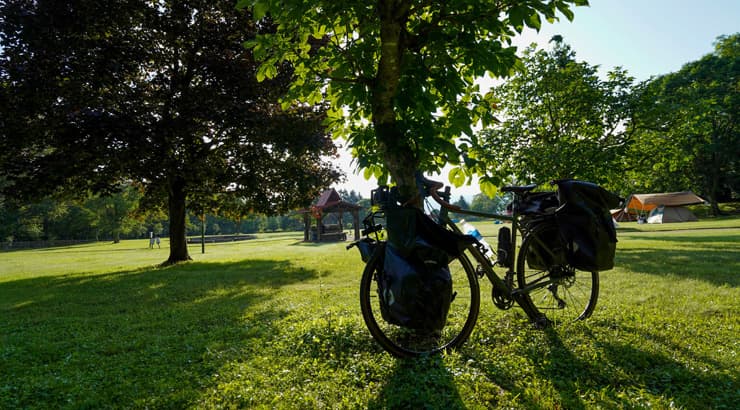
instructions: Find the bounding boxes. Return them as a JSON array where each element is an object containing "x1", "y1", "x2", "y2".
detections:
[{"x1": 501, "y1": 184, "x2": 538, "y2": 194}]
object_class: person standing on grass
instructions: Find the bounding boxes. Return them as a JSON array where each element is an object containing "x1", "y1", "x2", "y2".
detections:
[
  {"x1": 155, "y1": 235, "x2": 161, "y2": 249},
  {"x1": 149, "y1": 232, "x2": 155, "y2": 249}
]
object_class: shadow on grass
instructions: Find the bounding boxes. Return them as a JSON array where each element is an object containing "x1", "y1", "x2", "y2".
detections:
[
  {"x1": 33, "y1": 246, "x2": 156, "y2": 253},
  {"x1": 595, "y1": 337, "x2": 738, "y2": 408},
  {"x1": 368, "y1": 356, "x2": 465, "y2": 409},
  {"x1": 616, "y1": 227, "x2": 643, "y2": 233},
  {"x1": 289, "y1": 240, "x2": 351, "y2": 247},
  {"x1": 616, "y1": 247, "x2": 739, "y2": 287},
  {"x1": 1, "y1": 241, "x2": 108, "y2": 253},
  {"x1": 467, "y1": 325, "x2": 736, "y2": 409},
  {"x1": 0, "y1": 259, "x2": 317, "y2": 408},
  {"x1": 618, "y1": 226, "x2": 738, "y2": 234},
  {"x1": 536, "y1": 327, "x2": 737, "y2": 409},
  {"x1": 537, "y1": 329, "x2": 591, "y2": 410}
]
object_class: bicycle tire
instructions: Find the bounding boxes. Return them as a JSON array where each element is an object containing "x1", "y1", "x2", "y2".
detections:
[
  {"x1": 516, "y1": 223, "x2": 599, "y2": 323},
  {"x1": 360, "y1": 243, "x2": 480, "y2": 358}
]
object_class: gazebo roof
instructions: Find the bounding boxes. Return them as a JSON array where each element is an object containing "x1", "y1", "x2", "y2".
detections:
[
  {"x1": 316, "y1": 189, "x2": 342, "y2": 208},
  {"x1": 300, "y1": 188, "x2": 362, "y2": 214}
]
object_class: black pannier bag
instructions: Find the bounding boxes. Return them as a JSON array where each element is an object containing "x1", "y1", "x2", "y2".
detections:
[
  {"x1": 525, "y1": 221, "x2": 568, "y2": 270},
  {"x1": 516, "y1": 191, "x2": 565, "y2": 270},
  {"x1": 554, "y1": 180, "x2": 622, "y2": 271},
  {"x1": 380, "y1": 241, "x2": 452, "y2": 331},
  {"x1": 378, "y1": 207, "x2": 474, "y2": 332}
]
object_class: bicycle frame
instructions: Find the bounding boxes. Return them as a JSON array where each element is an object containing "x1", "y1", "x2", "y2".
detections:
[
  {"x1": 353, "y1": 179, "x2": 561, "y2": 327},
  {"x1": 433, "y1": 188, "x2": 515, "y2": 285},
  {"x1": 420, "y1": 184, "x2": 548, "y2": 326}
]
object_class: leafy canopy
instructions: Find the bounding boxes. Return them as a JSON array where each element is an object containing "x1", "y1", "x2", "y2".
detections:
[
  {"x1": 238, "y1": 0, "x2": 588, "y2": 196},
  {"x1": 470, "y1": 39, "x2": 636, "y2": 188},
  {"x1": 0, "y1": 0, "x2": 341, "y2": 263},
  {"x1": 626, "y1": 33, "x2": 739, "y2": 213}
]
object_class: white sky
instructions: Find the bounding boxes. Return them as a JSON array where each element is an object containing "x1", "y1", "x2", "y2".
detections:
[{"x1": 333, "y1": 0, "x2": 740, "y2": 199}]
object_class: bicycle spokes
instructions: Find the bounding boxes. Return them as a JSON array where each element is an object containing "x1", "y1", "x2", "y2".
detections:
[
  {"x1": 518, "y1": 223, "x2": 599, "y2": 323},
  {"x1": 547, "y1": 283, "x2": 567, "y2": 309}
]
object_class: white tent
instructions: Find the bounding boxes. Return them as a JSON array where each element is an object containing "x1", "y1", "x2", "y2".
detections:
[{"x1": 646, "y1": 205, "x2": 699, "y2": 223}]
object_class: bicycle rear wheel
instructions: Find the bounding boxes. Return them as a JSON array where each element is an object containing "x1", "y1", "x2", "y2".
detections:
[
  {"x1": 360, "y1": 243, "x2": 480, "y2": 358},
  {"x1": 516, "y1": 223, "x2": 599, "y2": 324}
]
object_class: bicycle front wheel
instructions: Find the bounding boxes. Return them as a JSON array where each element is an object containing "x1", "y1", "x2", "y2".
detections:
[
  {"x1": 360, "y1": 243, "x2": 480, "y2": 358},
  {"x1": 516, "y1": 223, "x2": 599, "y2": 324}
]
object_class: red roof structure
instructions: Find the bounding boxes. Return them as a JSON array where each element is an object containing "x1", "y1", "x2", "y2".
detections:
[
  {"x1": 316, "y1": 189, "x2": 342, "y2": 208},
  {"x1": 300, "y1": 189, "x2": 362, "y2": 242}
]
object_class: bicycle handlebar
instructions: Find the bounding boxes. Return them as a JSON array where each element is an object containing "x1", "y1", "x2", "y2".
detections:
[{"x1": 415, "y1": 172, "x2": 462, "y2": 212}]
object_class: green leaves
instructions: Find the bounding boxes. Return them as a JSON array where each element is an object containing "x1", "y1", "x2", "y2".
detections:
[
  {"x1": 252, "y1": 1, "x2": 270, "y2": 20},
  {"x1": 508, "y1": 0, "x2": 584, "y2": 33},
  {"x1": 526, "y1": 11, "x2": 542, "y2": 30},
  {"x1": 627, "y1": 34, "x2": 739, "y2": 212},
  {"x1": 508, "y1": 5, "x2": 528, "y2": 32},
  {"x1": 556, "y1": 2, "x2": 575, "y2": 21},
  {"x1": 479, "y1": 179, "x2": 499, "y2": 198},
  {"x1": 242, "y1": 0, "x2": 590, "y2": 192},
  {"x1": 448, "y1": 167, "x2": 466, "y2": 187},
  {"x1": 255, "y1": 60, "x2": 278, "y2": 82},
  {"x1": 472, "y1": 41, "x2": 635, "y2": 187}
]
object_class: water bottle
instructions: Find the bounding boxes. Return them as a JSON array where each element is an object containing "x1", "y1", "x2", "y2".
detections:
[
  {"x1": 461, "y1": 219, "x2": 493, "y2": 259},
  {"x1": 497, "y1": 227, "x2": 512, "y2": 268}
]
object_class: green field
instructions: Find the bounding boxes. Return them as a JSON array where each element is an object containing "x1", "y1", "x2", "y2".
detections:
[{"x1": 1, "y1": 218, "x2": 739, "y2": 409}]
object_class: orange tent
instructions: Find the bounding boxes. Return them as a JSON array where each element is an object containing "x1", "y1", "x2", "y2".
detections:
[{"x1": 625, "y1": 192, "x2": 704, "y2": 212}]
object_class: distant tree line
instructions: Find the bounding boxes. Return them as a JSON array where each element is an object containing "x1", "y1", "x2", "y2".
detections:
[
  {"x1": 0, "y1": 186, "x2": 373, "y2": 244},
  {"x1": 0, "y1": 188, "x2": 292, "y2": 244}
]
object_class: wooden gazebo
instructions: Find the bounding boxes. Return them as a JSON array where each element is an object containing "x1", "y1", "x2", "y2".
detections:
[{"x1": 301, "y1": 189, "x2": 361, "y2": 242}]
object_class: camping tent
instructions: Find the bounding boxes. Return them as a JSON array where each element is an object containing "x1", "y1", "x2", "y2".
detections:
[
  {"x1": 622, "y1": 191, "x2": 704, "y2": 223},
  {"x1": 611, "y1": 207, "x2": 637, "y2": 222},
  {"x1": 646, "y1": 205, "x2": 698, "y2": 223}
]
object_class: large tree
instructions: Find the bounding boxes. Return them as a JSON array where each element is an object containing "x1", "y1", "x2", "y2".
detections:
[
  {"x1": 469, "y1": 39, "x2": 637, "y2": 188},
  {"x1": 627, "y1": 34, "x2": 738, "y2": 214},
  {"x1": 239, "y1": 0, "x2": 588, "y2": 202},
  {"x1": 85, "y1": 184, "x2": 143, "y2": 243},
  {"x1": 0, "y1": 0, "x2": 341, "y2": 263}
]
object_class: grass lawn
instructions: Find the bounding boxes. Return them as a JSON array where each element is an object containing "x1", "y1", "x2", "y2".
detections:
[{"x1": 1, "y1": 218, "x2": 738, "y2": 409}]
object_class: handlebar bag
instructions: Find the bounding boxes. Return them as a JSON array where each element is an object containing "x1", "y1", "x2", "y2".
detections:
[
  {"x1": 385, "y1": 207, "x2": 474, "y2": 259},
  {"x1": 554, "y1": 180, "x2": 622, "y2": 271}
]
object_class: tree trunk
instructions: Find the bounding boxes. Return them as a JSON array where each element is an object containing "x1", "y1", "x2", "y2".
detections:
[
  {"x1": 164, "y1": 176, "x2": 192, "y2": 265},
  {"x1": 709, "y1": 198, "x2": 722, "y2": 217},
  {"x1": 709, "y1": 173, "x2": 722, "y2": 217},
  {"x1": 374, "y1": 1, "x2": 419, "y2": 205},
  {"x1": 708, "y1": 149, "x2": 724, "y2": 217}
]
